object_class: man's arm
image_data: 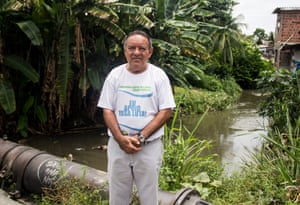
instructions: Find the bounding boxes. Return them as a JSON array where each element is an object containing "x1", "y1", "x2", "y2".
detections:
[
  {"x1": 102, "y1": 108, "x2": 141, "y2": 154},
  {"x1": 139, "y1": 108, "x2": 173, "y2": 139}
]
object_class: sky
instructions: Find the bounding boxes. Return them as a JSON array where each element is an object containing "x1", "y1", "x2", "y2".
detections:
[{"x1": 232, "y1": 0, "x2": 300, "y2": 35}]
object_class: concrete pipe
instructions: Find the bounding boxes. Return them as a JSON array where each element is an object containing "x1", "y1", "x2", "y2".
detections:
[
  {"x1": 0, "y1": 138, "x2": 212, "y2": 205},
  {"x1": 158, "y1": 188, "x2": 212, "y2": 205},
  {"x1": 0, "y1": 138, "x2": 108, "y2": 196},
  {"x1": 21, "y1": 153, "x2": 109, "y2": 194}
]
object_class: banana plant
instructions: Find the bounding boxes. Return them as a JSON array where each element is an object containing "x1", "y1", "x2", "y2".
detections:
[
  {"x1": 0, "y1": 17, "x2": 44, "y2": 136},
  {"x1": 1, "y1": 0, "x2": 158, "y2": 135},
  {"x1": 0, "y1": 0, "x2": 245, "y2": 136},
  {"x1": 133, "y1": 0, "x2": 214, "y2": 87}
]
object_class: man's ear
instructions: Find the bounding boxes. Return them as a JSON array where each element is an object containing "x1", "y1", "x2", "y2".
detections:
[{"x1": 149, "y1": 47, "x2": 154, "y2": 57}]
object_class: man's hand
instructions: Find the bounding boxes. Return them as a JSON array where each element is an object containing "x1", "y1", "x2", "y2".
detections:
[{"x1": 117, "y1": 135, "x2": 142, "y2": 154}]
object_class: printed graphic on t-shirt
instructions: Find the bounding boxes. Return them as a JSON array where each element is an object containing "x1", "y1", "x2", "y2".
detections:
[
  {"x1": 118, "y1": 85, "x2": 153, "y2": 118},
  {"x1": 119, "y1": 85, "x2": 152, "y2": 93},
  {"x1": 119, "y1": 100, "x2": 147, "y2": 117}
]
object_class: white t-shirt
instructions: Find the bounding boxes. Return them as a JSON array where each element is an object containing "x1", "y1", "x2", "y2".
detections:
[{"x1": 97, "y1": 63, "x2": 176, "y2": 140}]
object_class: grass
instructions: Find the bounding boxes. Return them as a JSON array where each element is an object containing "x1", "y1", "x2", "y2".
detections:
[
  {"x1": 174, "y1": 86, "x2": 240, "y2": 114},
  {"x1": 36, "y1": 177, "x2": 108, "y2": 205},
  {"x1": 159, "y1": 106, "x2": 223, "y2": 200},
  {"x1": 209, "y1": 121, "x2": 300, "y2": 204}
]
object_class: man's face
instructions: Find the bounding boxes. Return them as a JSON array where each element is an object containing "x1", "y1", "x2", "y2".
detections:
[{"x1": 124, "y1": 34, "x2": 153, "y2": 73}]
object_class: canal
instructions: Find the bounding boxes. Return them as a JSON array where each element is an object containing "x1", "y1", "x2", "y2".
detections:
[{"x1": 26, "y1": 90, "x2": 268, "y2": 174}]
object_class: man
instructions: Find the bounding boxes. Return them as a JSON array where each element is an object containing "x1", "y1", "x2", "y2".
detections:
[{"x1": 97, "y1": 30, "x2": 176, "y2": 205}]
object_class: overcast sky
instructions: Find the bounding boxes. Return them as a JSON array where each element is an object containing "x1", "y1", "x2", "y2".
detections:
[{"x1": 232, "y1": 0, "x2": 300, "y2": 35}]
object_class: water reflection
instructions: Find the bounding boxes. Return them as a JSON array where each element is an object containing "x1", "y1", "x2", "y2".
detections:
[
  {"x1": 26, "y1": 90, "x2": 268, "y2": 174},
  {"x1": 26, "y1": 130, "x2": 109, "y2": 171},
  {"x1": 181, "y1": 90, "x2": 268, "y2": 174}
]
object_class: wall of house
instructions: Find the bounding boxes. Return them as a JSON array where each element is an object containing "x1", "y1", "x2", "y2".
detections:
[
  {"x1": 275, "y1": 10, "x2": 300, "y2": 44},
  {"x1": 274, "y1": 8, "x2": 300, "y2": 68}
]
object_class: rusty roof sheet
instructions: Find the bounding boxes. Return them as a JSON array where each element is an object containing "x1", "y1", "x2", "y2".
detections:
[{"x1": 273, "y1": 7, "x2": 300, "y2": 13}]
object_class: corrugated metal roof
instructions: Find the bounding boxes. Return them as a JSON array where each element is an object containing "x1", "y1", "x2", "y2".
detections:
[
  {"x1": 282, "y1": 42, "x2": 300, "y2": 46},
  {"x1": 273, "y1": 7, "x2": 300, "y2": 14}
]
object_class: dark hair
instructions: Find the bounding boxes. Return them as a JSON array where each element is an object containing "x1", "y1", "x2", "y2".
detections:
[{"x1": 123, "y1": 30, "x2": 153, "y2": 49}]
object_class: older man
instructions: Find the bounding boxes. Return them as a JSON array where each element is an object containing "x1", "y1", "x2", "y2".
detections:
[{"x1": 97, "y1": 30, "x2": 175, "y2": 205}]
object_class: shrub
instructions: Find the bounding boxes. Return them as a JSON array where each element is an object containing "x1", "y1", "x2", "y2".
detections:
[
  {"x1": 174, "y1": 85, "x2": 241, "y2": 114},
  {"x1": 160, "y1": 107, "x2": 223, "y2": 200},
  {"x1": 257, "y1": 68, "x2": 300, "y2": 133},
  {"x1": 232, "y1": 43, "x2": 275, "y2": 89}
]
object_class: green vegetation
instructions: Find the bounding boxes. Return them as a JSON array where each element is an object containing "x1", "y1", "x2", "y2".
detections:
[
  {"x1": 37, "y1": 178, "x2": 109, "y2": 205},
  {"x1": 210, "y1": 69, "x2": 300, "y2": 204},
  {"x1": 232, "y1": 41, "x2": 275, "y2": 89},
  {"x1": 160, "y1": 107, "x2": 222, "y2": 199},
  {"x1": 34, "y1": 70, "x2": 300, "y2": 204},
  {"x1": 2, "y1": 0, "x2": 295, "y2": 204},
  {"x1": 174, "y1": 77, "x2": 242, "y2": 114},
  {"x1": 210, "y1": 126, "x2": 300, "y2": 204},
  {"x1": 164, "y1": 70, "x2": 300, "y2": 204},
  {"x1": 36, "y1": 112, "x2": 300, "y2": 204},
  {"x1": 35, "y1": 107, "x2": 222, "y2": 204},
  {"x1": 258, "y1": 68, "x2": 300, "y2": 134},
  {"x1": 0, "y1": 0, "x2": 270, "y2": 139}
]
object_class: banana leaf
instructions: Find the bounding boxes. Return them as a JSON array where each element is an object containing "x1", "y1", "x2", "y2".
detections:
[
  {"x1": 3, "y1": 55, "x2": 40, "y2": 83},
  {"x1": 0, "y1": 79, "x2": 16, "y2": 114},
  {"x1": 16, "y1": 20, "x2": 43, "y2": 46}
]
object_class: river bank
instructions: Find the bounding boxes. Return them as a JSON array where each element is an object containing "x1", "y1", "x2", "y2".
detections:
[{"x1": 25, "y1": 90, "x2": 267, "y2": 175}]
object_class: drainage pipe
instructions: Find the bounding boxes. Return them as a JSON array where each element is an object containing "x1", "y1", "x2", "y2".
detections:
[{"x1": 0, "y1": 138, "x2": 211, "y2": 205}]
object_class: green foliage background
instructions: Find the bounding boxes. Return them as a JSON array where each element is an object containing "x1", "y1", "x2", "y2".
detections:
[{"x1": 0, "y1": 0, "x2": 272, "y2": 138}]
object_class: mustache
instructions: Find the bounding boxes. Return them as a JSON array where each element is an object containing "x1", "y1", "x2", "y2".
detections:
[{"x1": 132, "y1": 57, "x2": 142, "y2": 59}]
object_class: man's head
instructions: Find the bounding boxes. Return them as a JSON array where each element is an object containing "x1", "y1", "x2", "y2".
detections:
[{"x1": 123, "y1": 30, "x2": 153, "y2": 74}]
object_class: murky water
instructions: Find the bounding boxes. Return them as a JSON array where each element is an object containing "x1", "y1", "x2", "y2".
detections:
[
  {"x1": 26, "y1": 90, "x2": 268, "y2": 174},
  {"x1": 182, "y1": 90, "x2": 268, "y2": 174}
]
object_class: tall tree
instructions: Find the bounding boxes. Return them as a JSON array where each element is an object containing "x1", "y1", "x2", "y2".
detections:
[
  {"x1": 129, "y1": 0, "x2": 215, "y2": 87},
  {"x1": 0, "y1": 0, "x2": 247, "y2": 137},
  {"x1": 253, "y1": 28, "x2": 267, "y2": 45},
  {"x1": 0, "y1": 0, "x2": 43, "y2": 137},
  {"x1": 0, "y1": 0, "x2": 155, "y2": 136},
  {"x1": 210, "y1": 15, "x2": 245, "y2": 66},
  {"x1": 205, "y1": 0, "x2": 245, "y2": 66}
]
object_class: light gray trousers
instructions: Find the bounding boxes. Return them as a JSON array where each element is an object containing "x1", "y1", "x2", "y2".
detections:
[{"x1": 107, "y1": 137, "x2": 163, "y2": 205}]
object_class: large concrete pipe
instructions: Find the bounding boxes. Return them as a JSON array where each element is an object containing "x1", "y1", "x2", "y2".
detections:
[
  {"x1": 0, "y1": 139, "x2": 108, "y2": 196},
  {"x1": 0, "y1": 138, "x2": 212, "y2": 205}
]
